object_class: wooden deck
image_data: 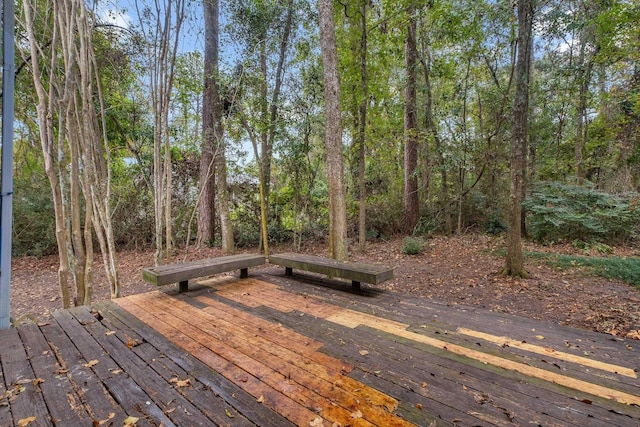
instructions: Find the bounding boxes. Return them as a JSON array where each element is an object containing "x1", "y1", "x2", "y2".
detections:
[{"x1": 1, "y1": 271, "x2": 639, "y2": 426}]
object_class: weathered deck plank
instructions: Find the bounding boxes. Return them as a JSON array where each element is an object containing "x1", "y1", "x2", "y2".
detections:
[
  {"x1": 97, "y1": 300, "x2": 291, "y2": 427},
  {"x1": 39, "y1": 320, "x2": 130, "y2": 425},
  {"x1": 0, "y1": 327, "x2": 50, "y2": 427},
  {"x1": 17, "y1": 323, "x2": 91, "y2": 425},
  {"x1": 70, "y1": 307, "x2": 221, "y2": 426},
  {"x1": 2, "y1": 271, "x2": 640, "y2": 427}
]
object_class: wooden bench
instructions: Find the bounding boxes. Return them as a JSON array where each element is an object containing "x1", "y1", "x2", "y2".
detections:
[
  {"x1": 142, "y1": 254, "x2": 266, "y2": 292},
  {"x1": 269, "y1": 252, "x2": 394, "y2": 290}
]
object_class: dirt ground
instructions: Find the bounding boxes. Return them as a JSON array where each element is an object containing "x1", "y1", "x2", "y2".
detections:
[{"x1": 9, "y1": 234, "x2": 640, "y2": 340}]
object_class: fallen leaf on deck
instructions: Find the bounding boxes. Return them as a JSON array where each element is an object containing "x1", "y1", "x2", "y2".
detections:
[
  {"x1": 359, "y1": 350, "x2": 369, "y2": 356},
  {"x1": 110, "y1": 369, "x2": 123, "y2": 375},
  {"x1": 32, "y1": 378, "x2": 44, "y2": 386},
  {"x1": 105, "y1": 330, "x2": 116, "y2": 336},
  {"x1": 626, "y1": 330, "x2": 640, "y2": 340},
  {"x1": 422, "y1": 382, "x2": 428, "y2": 388},
  {"x1": 309, "y1": 416, "x2": 323, "y2": 426},
  {"x1": 17, "y1": 417, "x2": 36, "y2": 426},
  {"x1": 123, "y1": 415, "x2": 139, "y2": 426},
  {"x1": 97, "y1": 412, "x2": 115, "y2": 425},
  {"x1": 351, "y1": 410, "x2": 363, "y2": 419},
  {"x1": 169, "y1": 378, "x2": 191, "y2": 388},
  {"x1": 256, "y1": 395, "x2": 265, "y2": 403},
  {"x1": 225, "y1": 409, "x2": 235, "y2": 418},
  {"x1": 536, "y1": 335, "x2": 545, "y2": 340},
  {"x1": 83, "y1": 360, "x2": 99, "y2": 368}
]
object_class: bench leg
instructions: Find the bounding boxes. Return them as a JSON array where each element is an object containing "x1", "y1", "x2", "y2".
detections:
[
  {"x1": 352, "y1": 281, "x2": 361, "y2": 291},
  {"x1": 285, "y1": 267, "x2": 292, "y2": 277},
  {"x1": 179, "y1": 280, "x2": 188, "y2": 293},
  {"x1": 240, "y1": 268, "x2": 248, "y2": 278}
]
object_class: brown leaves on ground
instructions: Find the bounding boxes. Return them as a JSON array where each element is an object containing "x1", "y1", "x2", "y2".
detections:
[{"x1": 9, "y1": 235, "x2": 640, "y2": 338}]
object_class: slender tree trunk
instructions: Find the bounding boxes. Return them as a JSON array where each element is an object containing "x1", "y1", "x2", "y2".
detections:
[
  {"x1": 404, "y1": 4, "x2": 419, "y2": 234},
  {"x1": 208, "y1": 0, "x2": 234, "y2": 254},
  {"x1": 196, "y1": 0, "x2": 220, "y2": 246},
  {"x1": 253, "y1": 2, "x2": 294, "y2": 256},
  {"x1": 198, "y1": 1, "x2": 217, "y2": 247},
  {"x1": 574, "y1": 36, "x2": 593, "y2": 184},
  {"x1": 23, "y1": 0, "x2": 120, "y2": 306},
  {"x1": 357, "y1": 0, "x2": 368, "y2": 252},
  {"x1": 419, "y1": 19, "x2": 436, "y2": 225},
  {"x1": 318, "y1": 0, "x2": 347, "y2": 260},
  {"x1": 137, "y1": 0, "x2": 185, "y2": 264},
  {"x1": 504, "y1": 0, "x2": 534, "y2": 278}
]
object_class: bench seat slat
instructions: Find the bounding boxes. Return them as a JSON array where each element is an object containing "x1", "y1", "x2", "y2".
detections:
[
  {"x1": 269, "y1": 253, "x2": 393, "y2": 286},
  {"x1": 142, "y1": 254, "x2": 265, "y2": 287}
]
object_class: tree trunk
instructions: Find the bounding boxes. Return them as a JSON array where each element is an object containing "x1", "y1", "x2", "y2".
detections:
[
  {"x1": 22, "y1": 0, "x2": 121, "y2": 306},
  {"x1": 404, "y1": 4, "x2": 419, "y2": 234},
  {"x1": 208, "y1": 0, "x2": 234, "y2": 254},
  {"x1": 136, "y1": 0, "x2": 185, "y2": 264},
  {"x1": 318, "y1": 0, "x2": 347, "y2": 260},
  {"x1": 574, "y1": 36, "x2": 593, "y2": 184},
  {"x1": 198, "y1": 0, "x2": 216, "y2": 247},
  {"x1": 504, "y1": 0, "x2": 534, "y2": 278},
  {"x1": 358, "y1": 0, "x2": 368, "y2": 252}
]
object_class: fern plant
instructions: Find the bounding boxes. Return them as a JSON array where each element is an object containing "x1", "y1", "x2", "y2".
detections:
[{"x1": 524, "y1": 182, "x2": 640, "y2": 244}]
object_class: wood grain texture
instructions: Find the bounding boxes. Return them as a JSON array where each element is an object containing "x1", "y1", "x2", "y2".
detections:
[
  {"x1": 3, "y1": 272, "x2": 639, "y2": 427},
  {"x1": 270, "y1": 252, "x2": 394, "y2": 284},
  {"x1": 142, "y1": 253, "x2": 265, "y2": 286}
]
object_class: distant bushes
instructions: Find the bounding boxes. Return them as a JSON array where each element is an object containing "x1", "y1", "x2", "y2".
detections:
[{"x1": 524, "y1": 182, "x2": 640, "y2": 244}]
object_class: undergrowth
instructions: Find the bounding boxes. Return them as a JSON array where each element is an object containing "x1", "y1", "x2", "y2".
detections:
[{"x1": 525, "y1": 252, "x2": 640, "y2": 287}]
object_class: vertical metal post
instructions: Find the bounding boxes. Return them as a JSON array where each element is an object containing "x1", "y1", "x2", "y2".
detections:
[{"x1": 0, "y1": 0, "x2": 15, "y2": 330}]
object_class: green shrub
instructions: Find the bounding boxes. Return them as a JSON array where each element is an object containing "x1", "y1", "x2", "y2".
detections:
[
  {"x1": 527, "y1": 252, "x2": 640, "y2": 287},
  {"x1": 484, "y1": 211, "x2": 507, "y2": 235},
  {"x1": 402, "y1": 237, "x2": 424, "y2": 255},
  {"x1": 524, "y1": 182, "x2": 640, "y2": 244}
]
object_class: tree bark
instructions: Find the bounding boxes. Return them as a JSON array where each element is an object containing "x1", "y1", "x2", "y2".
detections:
[
  {"x1": 318, "y1": 0, "x2": 347, "y2": 260},
  {"x1": 136, "y1": 0, "x2": 185, "y2": 264},
  {"x1": 199, "y1": 0, "x2": 221, "y2": 249},
  {"x1": 358, "y1": 0, "x2": 368, "y2": 252},
  {"x1": 404, "y1": 4, "x2": 419, "y2": 234},
  {"x1": 22, "y1": 0, "x2": 121, "y2": 306},
  {"x1": 504, "y1": 0, "x2": 534, "y2": 278}
]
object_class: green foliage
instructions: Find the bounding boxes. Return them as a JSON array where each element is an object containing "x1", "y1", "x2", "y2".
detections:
[
  {"x1": 13, "y1": 171, "x2": 57, "y2": 257},
  {"x1": 527, "y1": 252, "x2": 640, "y2": 287},
  {"x1": 571, "y1": 240, "x2": 613, "y2": 255},
  {"x1": 523, "y1": 182, "x2": 640, "y2": 244},
  {"x1": 402, "y1": 237, "x2": 424, "y2": 255},
  {"x1": 484, "y1": 212, "x2": 507, "y2": 235}
]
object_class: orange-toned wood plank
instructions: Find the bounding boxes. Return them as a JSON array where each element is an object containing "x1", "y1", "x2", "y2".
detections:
[
  {"x1": 170, "y1": 295, "x2": 397, "y2": 414},
  {"x1": 135, "y1": 293, "x2": 410, "y2": 426},
  {"x1": 116, "y1": 296, "x2": 327, "y2": 427},
  {"x1": 212, "y1": 278, "x2": 343, "y2": 318},
  {"x1": 120, "y1": 294, "x2": 401, "y2": 427},
  {"x1": 192, "y1": 294, "x2": 342, "y2": 363},
  {"x1": 457, "y1": 327, "x2": 637, "y2": 379}
]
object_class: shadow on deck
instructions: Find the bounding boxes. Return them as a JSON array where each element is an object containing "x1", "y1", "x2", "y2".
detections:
[{"x1": 1, "y1": 270, "x2": 639, "y2": 426}]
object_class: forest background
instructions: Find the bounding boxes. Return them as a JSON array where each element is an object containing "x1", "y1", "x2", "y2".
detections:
[{"x1": 7, "y1": 0, "x2": 640, "y2": 312}]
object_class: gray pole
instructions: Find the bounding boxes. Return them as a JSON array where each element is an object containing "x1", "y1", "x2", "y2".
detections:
[{"x1": 0, "y1": 0, "x2": 15, "y2": 330}]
